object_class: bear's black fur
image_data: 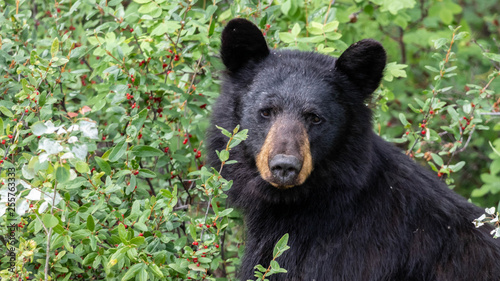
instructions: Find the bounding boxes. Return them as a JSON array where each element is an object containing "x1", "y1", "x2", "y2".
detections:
[{"x1": 208, "y1": 18, "x2": 500, "y2": 281}]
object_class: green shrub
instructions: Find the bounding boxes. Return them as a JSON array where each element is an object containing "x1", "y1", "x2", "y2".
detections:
[{"x1": 0, "y1": 0, "x2": 498, "y2": 280}]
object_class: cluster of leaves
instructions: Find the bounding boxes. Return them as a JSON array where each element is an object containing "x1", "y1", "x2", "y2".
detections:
[
  {"x1": 252, "y1": 234, "x2": 289, "y2": 281},
  {"x1": 0, "y1": 0, "x2": 499, "y2": 280}
]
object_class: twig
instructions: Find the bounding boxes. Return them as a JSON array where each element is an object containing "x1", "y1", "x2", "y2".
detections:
[
  {"x1": 44, "y1": 182, "x2": 58, "y2": 281},
  {"x1": 324, "y1": 0, "x2": 336, "y2": 25}
]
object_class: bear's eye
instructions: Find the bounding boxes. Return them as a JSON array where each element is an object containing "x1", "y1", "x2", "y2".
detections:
[
  {"x1": 260, "y1": 109, "x2": 271, "y2": 118},
  {"x1": 308, "y1": 113, "x2": 322, "y2": 125}
]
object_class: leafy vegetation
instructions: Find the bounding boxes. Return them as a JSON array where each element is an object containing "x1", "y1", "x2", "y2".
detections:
[{"x1": 0, "y1": 0, "x2": 498, "y2": 280}]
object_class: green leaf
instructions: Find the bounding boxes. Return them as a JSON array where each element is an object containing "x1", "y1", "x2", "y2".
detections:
[
  {"x1": 51, "y1": 38, "x2": 59, "y2": 58},
  {"x1": 323, "y1": 21, "x2": 339, "y2": 32},
  {"x1": 483, "y1": 52, "x2": 500, "y2": 63},
  {"x1": 130, "y1": 236, "x2": 145, "y2": 246},
  {"x1": 398, "y1": 113, "x2": 408, "y2": 126},
  {"x1": 138, "y1": 2, "x2": 157, "y2": 13},
  {"x1": 137, "y1": 268, "x2": 148, "y2": 281},
  {"x1": 149, "y1": 263, "x2": 164, "y2": 278},
  {"x1": 151, "y1": 21, "x2": 181, "y2": 36},
  {"x1": 121, "y1": 263, "x2": 144, "y2": 281},
  {"x1": 0, "y1": 106, "x2": 13, "y2": 118},
  {"x1": 75, "y1": 161, "x2": 90, "y2": 174},
  {"x1": 109, "y1": 141, "x2": 128, "y2": 162},
  {"x1": 281, "y1": 0, "x2": 291, "y2": 15},
  {"x1": 43, "y1": 214, "x2": 59, "y2": 228},
  {"x1": 95, "y1": 156, "x2": 111, "y2": 175},
  {"x1": 272, "y1": 233, "x2": 289, "y2": 258},
  {"x1": 31, "y1": 121, "x2": 48, "y2": 136},
  {"x1": 56, "y1": 166, "x2": 70, "y2": 183},
  {"x1": 384, "y1": 62, "x2": 407, "y2": 82},
  {"x1": 139, "y1": 169, "x2": 156, "y2": 178},
  {"x1": 431, "y1": 153, "x2": 443, "y2": 167},
  {"x1": 131, "y1": 145, "x2": 163, "y2": 157},
  {"x1": 69, "y1": 0, "x2": 81, "y2": 14},
  {"x1": 216, "y1": 125, "x2": 232, "y2": 138},
  {"x1": 218, "y1": 208, "x2": 233, "y2": 217},
  {"x1": 168, "y1": 263, "x2": 187, "y2": 275},
  {"x1": 449, "y1": 161, "x2": 465, "y2": 173},
  {"x1": 279, "y1": 32, "x2": 295, "y2": 43},
  {"x1": 87, "y1": 214, "x2": 95, "y2": 232},
  {"x1": 131, "y1": 109, "x2": 148, "y2": 130},
  {"x1": 219, "y1": 150, "x2": 229, "y2": 162},
  {"x1": 291, "y1": 23, "x2": 301, "y2": 37}
]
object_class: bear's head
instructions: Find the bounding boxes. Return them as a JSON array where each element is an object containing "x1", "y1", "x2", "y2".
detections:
[{"x1": 210, "y1": 18, "x2": 386, "y2": 204}]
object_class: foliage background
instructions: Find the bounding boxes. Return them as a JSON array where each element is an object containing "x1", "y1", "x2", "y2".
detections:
[{"x1": 0, "y1": 0, "x2": 499, "y2": 280}]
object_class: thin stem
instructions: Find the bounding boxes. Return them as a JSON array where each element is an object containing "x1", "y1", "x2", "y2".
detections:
[{"x1": 44, "y1": 182, "x2": 58, "y2": 281}]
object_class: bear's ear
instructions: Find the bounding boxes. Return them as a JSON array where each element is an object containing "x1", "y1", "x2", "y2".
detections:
[
  {"x1": 221, "y1": 18, "x2": 270, "y2": 73},
  {"x1": 335, "y1": 39, "x2": 386, "y2": 97}
]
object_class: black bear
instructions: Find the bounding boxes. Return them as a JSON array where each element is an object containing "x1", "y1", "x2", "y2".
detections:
[{"x1": 208, "y1": 18, "x2": 500, "y2": 281}]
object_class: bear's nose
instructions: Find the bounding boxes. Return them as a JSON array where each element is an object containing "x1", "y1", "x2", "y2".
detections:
[{"x1": 269, "y1": 154, "x2": 302, "y2": 186}]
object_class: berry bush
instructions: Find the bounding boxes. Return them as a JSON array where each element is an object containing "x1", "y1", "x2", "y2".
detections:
[{"x1": 0, "y1": 0, "x2": 499, "y2": 280}]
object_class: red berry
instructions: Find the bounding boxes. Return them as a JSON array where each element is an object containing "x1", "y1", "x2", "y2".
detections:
[
  {"x1": 1, "y1": 140, "x2": 5, "y2": 144},
  {"x1": 266, "y1": 24, "x2": 271, "y2": 29},
  {"x1": 193, "y1": 258, "x2": 198, "y2": 262},
  {"x1": 200, "y1": 104, "x2": 207, "y2": 109},
  {"x1": 421, "y1": 130, "x2": 426, "y2": 135},
  {"x1": 138, "y1": 233, "x2": 143, "y2": 236},
  {"x1": 130, "y1": 28, "x2": 134, "y2": 32},
  {"x1": 192, "y1": 241, "x2": 198, "y2": 246},
  {"x1": 174, "y1": 55, "x2": 180, "y2": 61},
  {"x1": 162, "y1": 63, "x2": 167, "y2": 69},
  {"x1": 88, "y1": 266, "x2": 92, "y2": 269},
  {"x1": 215, "y1": 244, "x2": 219, "y2": 248},
  {"x1": 30, "y1": 204, "x2": 33, "y2": 208},
  {"x1": 405, "y1": 132, "x2": 409, "y2": 135},
  {"x1": 102, "y1": 136, "x2": 106, "y2": 141},
  {"x1": 183, "y1": 138, "x2": 188, "y2": 145},
  {"x1": 164, "y1": 147, "x2": 169, "y2": 153},
  {"x1": 420, "y1": 124, "x2": 425, "y2": 128},
  {"x1": 7, "y1": 135, "x2": 13, "y2": 139},
  {"x1": 131, "y1": 77, "x2": 135, "y2": 82},
  {"x1": 70, "y1": 26, "x2": 75, "y2": 31}
]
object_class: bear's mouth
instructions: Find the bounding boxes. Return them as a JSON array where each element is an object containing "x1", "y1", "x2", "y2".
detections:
[{"x1": 255, "y1": 117, "x2": 313, "y2": 189}]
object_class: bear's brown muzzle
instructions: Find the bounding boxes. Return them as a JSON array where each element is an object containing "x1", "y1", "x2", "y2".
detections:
[{"x1": 256, "y1": 117, "x2": 313, "y2": 189}]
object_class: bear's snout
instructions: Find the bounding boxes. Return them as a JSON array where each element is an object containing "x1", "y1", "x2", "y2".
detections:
[
  {"x1": 256, "y1": 117, "x2": 313, "y2": 189},
  {"x1": 269, "y1": 154, "x2": 303, "y2": 187}
]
